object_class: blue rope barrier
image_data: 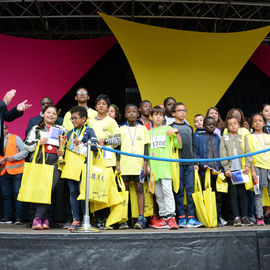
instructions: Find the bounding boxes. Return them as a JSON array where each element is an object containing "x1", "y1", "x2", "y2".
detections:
[{"x1": 100, "y1": 145, "x2": 270, "y2": 163}]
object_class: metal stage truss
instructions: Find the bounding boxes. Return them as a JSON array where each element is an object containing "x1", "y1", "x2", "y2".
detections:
[{"x1": 0, "y1": 0, "x2": 269, "y2": 42}]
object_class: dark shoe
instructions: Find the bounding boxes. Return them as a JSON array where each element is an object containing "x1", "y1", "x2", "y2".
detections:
[
  {"x1": 95, "y1": 220, "x2": 105, "y2": 230},
  {"x1": 264, "y1": 215, "x2": 270, "y2": 225},
  {"x1": 134, "y1": 217, "x2": 146, "y2": 229},
  {"x1": 249, "y1": 216, "x2": 256, "y2": 224},
  {"x1": 233, "y1": 217, "x2": 242, "y2": 227},
  {"x1": 63, "y1": 220, "x2": 72, "y2": 229},
  {"x1": 26, "y1": 223, "x2": 32, "y2": 228},
  {"x1": 119, "y1": 222, "x2": 129, "y2": 230},
  {"x1": 50, "y1": 222, "x2": 60, "y2": 228},
  {"x1": 15, "y1": 217, "x2": 23, "y2": 225},
  {"x1": 0, "y1": 217, "x2": 12, "y2": 224},
  {"x1": 242, "y1": 217, "x2": 254, "y2": 226}
]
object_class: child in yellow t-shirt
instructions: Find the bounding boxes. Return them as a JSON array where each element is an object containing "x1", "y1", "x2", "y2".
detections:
[
  {"x1": 116, "y1": 104, "x2": 150, "y2": 229},
  {"x1": 89, "y1": 94, "x2": 121, "y2": 229},
  {"x1": 90, "y1": 95, "x2": 120, "y2": 168},
  {"x1": 248, "y1": 113, "x2": 270, "y2": 226}
]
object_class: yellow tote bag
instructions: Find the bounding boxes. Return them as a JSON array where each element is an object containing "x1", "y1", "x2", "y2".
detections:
[
  {"x1": 106, "y1": 174, "x2": 129, "y2": 227},
  {"x1": 18, "y1": 142, "x2": 54, "y2": 204},
  {"x1": 262, "y1": 187, "x2": 270, "y2": 207},
  {"x1": 90, "y1": 171, "x2": 122, "y2": 212},
  {"x1": 61, "y1": 149, "x2": 85, "y2": 181},
  {"x1": 192, "y1": 170, "x2": 209, "y2": 227},
  {"x1": 216, "y1": 173, "x2": 228, "y2": 193},
  {"x1": 203, "y1": 168, "x2": 218, "y2": 227},
  {"x1": 90, "y1": 201, "x2": 108, "y2": 213},
  {"x1": 130, "y1": 181, "x2": 154, "y2": 218},
  {"x1": 108, "y1": 172, "x2": 124, "y2": 206},
  {"x1": 171, "y1": 138, "x2": 180, "y2": 193},
  {"x1": 78, "y1": 150, "x2": 110, "y2": 203}
]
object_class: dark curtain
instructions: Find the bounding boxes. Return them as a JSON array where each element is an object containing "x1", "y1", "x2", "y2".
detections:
[
  {"x1": 57, "y1": 44, "x2": 129, "y2": 118},
  {"x1": 217, "y1": 61, "x2": 270, "y2": 120}
]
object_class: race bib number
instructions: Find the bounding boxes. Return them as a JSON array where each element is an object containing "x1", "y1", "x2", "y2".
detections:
[{"x1": 151, "y1": 136, "x2": 166, "y2": 149}]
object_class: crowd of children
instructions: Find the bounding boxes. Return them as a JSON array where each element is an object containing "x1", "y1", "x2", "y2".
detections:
[{"x1": 1, "y1": 88, "x2": 270, "y2": 231}]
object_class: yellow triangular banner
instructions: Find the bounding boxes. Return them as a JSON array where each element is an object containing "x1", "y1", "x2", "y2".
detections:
[{"x1": 100, "y1": 13, "x2": 270, "y2": 123}]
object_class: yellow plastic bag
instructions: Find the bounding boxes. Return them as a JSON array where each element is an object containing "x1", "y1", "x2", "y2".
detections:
[
  {"x1": 130, "y1": 181, "x2": 154, "y2": 218},
  {"x1": 216, "y1": 173, "x2": 228, "y2": 193},
  {"x1": 171, "y1": 138, "x2": 180, "y2": 193},
  {"x1": 192, "y1": 170, "x2": 209, "y2": 227},
  {"x1": 78, "y1": 150, "x2": 110, "y2": 203},
  {"x1": 90, "y1": 171, "x2": 122, "y2": 212},
  {"x1": 90, "y1": 201, "x2": 108, "y2": 213},
  {"x1": 106, "y1": 174, "x2": 129, "y2": 227},
  {"x1": 203, "y1": 168, "x2": 218, "y2": 227},
  {"x1": 262, "y1": 187, "x2": 270, "y2": 207},
  {"x1": 61, "y1": 149, "x2": 85, "y2": 181},
  {"x1": 18, "y1": 142, "x2": 54, "y2": 204},
  {"x1": 108, "y1": 172, "x2": 124, "y2": 206}
]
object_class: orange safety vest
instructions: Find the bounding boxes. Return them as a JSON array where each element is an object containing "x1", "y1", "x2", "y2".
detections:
[{"x1": 0, "y1": 134, "x2": 25, "y2": 175}]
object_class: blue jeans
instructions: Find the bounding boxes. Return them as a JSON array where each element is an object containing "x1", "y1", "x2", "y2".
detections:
[
  {"x1": 68, "y1": 180, "x2": 84, "y2": 220},
  {"x1": 174, "y1": 165, "x2": 195, "y2": 217},
  {"x1": 0, "y1": 173, "x2": 23, "y2": 218}
]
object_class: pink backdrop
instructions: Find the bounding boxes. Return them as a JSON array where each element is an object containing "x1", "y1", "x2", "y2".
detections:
[
  {"x1": 0, "y1": 34, "x2": 116, "y2": 138},
  {"x1": 250, "y1": 44, "x2": 270, "y2": 78}
]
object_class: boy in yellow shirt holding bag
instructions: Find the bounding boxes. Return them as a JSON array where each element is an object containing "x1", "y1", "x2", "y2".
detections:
[{"x1": 116, "y1": 104, "x2": 150, "y2": 229}]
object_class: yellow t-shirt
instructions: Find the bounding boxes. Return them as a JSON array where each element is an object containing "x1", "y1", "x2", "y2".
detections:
[
  {"x1": 63, "y1": 108, "x2": 97, "y2": 131},
  {"x1": 223, "y1": 127, "x2": 250, "y2": 136},
  {"x1": 90, "y1": 116, "x2": 120, "y2": 167},
  {"x1": 119, "y1": 124, "x2": 150, "y2": 175},
  {"x1": 247, "y1": 133, "x2": 270, "y2": 169}
]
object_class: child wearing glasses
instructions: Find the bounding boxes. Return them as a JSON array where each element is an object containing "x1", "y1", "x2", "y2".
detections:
[
  {"x1": 63, "y1": 106, "x2": 98, "y2": 231},
  {"x1": 170, "y1": 103, "x2": 203, "y2": 228}
]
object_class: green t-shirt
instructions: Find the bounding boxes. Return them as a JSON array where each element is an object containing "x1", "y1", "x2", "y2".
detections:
[{"x1": 148, "y1": 125, "x2": 180, "y2": 181}]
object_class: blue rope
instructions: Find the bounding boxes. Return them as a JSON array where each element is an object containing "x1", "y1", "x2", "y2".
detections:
[{"x1": 100, "y1": 145, "x2": 270, "y2": 163}]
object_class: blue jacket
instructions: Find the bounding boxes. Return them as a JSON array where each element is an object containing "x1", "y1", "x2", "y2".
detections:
[
  {"x1": 194, "y1": 131, "x2": 221, "y2": 174},
  {"x1": 67, "y1": 125, "x2": 98, "y2": 152}
]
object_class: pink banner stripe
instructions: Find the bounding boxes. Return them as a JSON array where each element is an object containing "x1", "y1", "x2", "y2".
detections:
[{"x1": 0, "y1": 35, "x2": 116, "y2": 138}]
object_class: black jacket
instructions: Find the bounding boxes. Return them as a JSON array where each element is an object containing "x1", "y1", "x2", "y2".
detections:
[{"x1": 0, "y1": 100, "x2": 23, "y2": 156}]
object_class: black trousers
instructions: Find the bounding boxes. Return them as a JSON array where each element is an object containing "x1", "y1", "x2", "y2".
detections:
[{"x1": 228, "y1": 179, "x2": 248, "y2": 219}]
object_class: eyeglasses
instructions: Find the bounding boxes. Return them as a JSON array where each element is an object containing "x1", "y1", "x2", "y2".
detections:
[
  {"x1": 175, "y1": 109, "x2": 187, "y2": 112},
  {"x1": 77, "y1": 91, "x2": 88, "y2": 95},
  {"x1": 41, "y1": 102, "x2": 52, "y2": 105},
  {"x1": 70, "y1": 117, "x2": 81, "y2": 121}
]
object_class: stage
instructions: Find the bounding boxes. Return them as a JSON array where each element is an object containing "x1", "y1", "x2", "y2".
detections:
[{"x1": 0, "y1": 225, "x2": 269, "y2": 270}]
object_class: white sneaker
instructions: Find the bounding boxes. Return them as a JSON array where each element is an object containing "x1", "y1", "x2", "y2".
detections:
[{"x1": 218, "y1": 217, "x2": 228, "y2": 227}]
